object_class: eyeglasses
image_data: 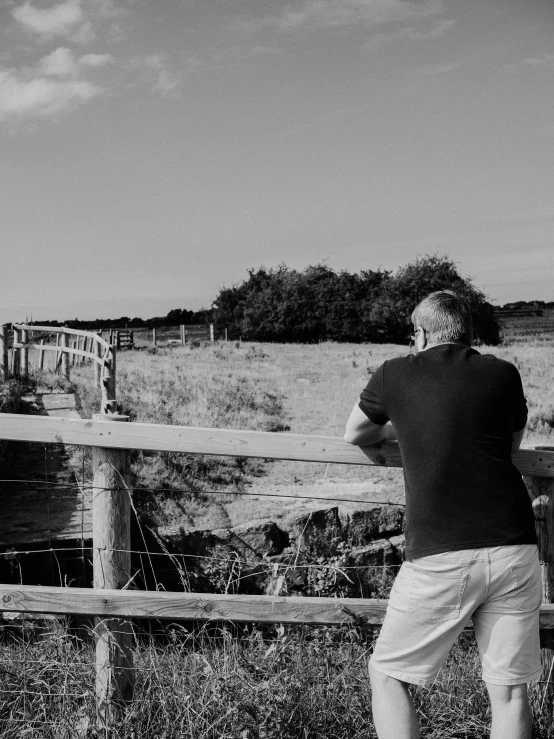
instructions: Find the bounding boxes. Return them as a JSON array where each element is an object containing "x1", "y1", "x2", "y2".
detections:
[{"x1": 408, "y1": 327, "x2": 423, "y2": 343}]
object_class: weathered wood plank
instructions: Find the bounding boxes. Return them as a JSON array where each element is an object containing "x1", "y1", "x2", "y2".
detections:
[
  {"x1": 13, "y1": 325, "x2": 111, "y2": 351},
  {"x1": 12, "y1": 343, "x2": 104, "y2": 365},
  {"x1": 0, "y1": 414, "x2": 552, "y2": 475},
  {"x1": 0, "y1": 324, "x2": 8, "y2": 382},
  {"x1": 0, "y1": 414, "x2": 399, "y2": 467},
  {"x1": 0, "y1": 585, "x2": 552, "y2": 627},
  {"x1": 92, "y1": 413, "x2": 134, "y2": 722}
]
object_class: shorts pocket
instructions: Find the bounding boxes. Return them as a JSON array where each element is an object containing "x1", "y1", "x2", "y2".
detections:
[
  {"x1": 507, "y1": 553, "x2": 542, "y2": 611},
  {"x1": 406, "y1": 561, "x2": 468, "y2": 625}
]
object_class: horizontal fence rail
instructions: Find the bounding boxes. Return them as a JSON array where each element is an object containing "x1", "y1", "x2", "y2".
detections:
[
  {"x1": 0, "y1": 413, "x2": 553, "y2": 476},
  {"x1": 13, "y1": 323, "x2": 111, "y2": 349},
  {"x1": 0, "y1": 585, "x2": 552, "y2": 627}
]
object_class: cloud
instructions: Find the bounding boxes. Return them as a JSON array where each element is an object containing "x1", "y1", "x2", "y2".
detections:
[
  {"x1": 501, "y1": 53, "x2": 554, "y2": 72},
  {"x1": 11, "y1": 0, "x2": 100, "y2": 43},
  {"x1": 12, "y1": 0, "x2": 84, "y2": 38},
  {"x1": 0, "y1": 66, "x2": 99, "y2": 119},
  {"x1": 413, "y1": 62, "x2": 459, "y2": 76},
  {"x1": 79, "y1": 52, "x2": 113, "y2": 68},
  {"x1": 145, "y1": 54, "x2": 183, "y2": 96},
  {"x1": 37, "y1": 47, "x2": 114, "y2": 77},
  {"x1": 38, "y1": 46, "x2": 77, "y2": 76},
  {"x1": 365, "y1": 17, "x2": 455, "y2": 48},
  {"x1": 0, "y1": 45, "x2": 111, "y2": 120},
  {"x1": 231, "y1": 0, "x2": 445, "y2": 36},
  {"x1": 521, "y1": 53, "x2": 554, "y2": 67}
]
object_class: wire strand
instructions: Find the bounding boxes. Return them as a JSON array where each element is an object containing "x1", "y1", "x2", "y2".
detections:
[{"x1": 0, "y1": 478, "x2": 405, "y2": 507}]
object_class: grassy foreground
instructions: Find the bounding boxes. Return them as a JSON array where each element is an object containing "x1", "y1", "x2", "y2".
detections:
[{"x1": 1, "y1": 622, "x2": 553, "y2": 739}]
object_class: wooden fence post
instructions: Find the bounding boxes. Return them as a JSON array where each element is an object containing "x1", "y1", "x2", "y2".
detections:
[
  {"x1": 0, "y1": 324, "x2": 9, "y2": 381},
  {"x1": 54, "y1": 334, "x2": 61, "y2": 372},
  {"x1": 38, "y1": 340, "x2": 45, "y2": 371},
  {"x1": 180, "y1": 325, "x2": 185, "y2": 346},
  {"x1": 12, "y1": 327, "x2": 20, "y2": 377},
  {"x1": 528, "y1": 453, "x2": 554, "y2": 697},
  {"x1": 20, "y1": 329, "x2": 28, "y2": 376},
  {"x1": 210, "y1": 324, "x2": 214, "y2": 343},
  {"x1": 152, "y1": 328, "x2": 157, "y2": 346},
  {"x1": 61, "y1": 331, "x2": 70, "y2": 380},
  {"x1": 95, "y1": 334, "x2": 102, "y2": 387},
  {"x1": 101, "y1": 345, "x2": 118, "y2": 414},
  {"x1": 92, "y1": 412, "x2": 134, "y2": 730}
]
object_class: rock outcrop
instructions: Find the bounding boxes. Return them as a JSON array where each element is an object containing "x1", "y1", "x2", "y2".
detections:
[{"x1": 152, "y1": 502, "x2": 405, "y2": 598}]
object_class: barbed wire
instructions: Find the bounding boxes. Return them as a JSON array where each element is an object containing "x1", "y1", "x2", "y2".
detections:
[
  {"x1": 0, "y1": 478, "x2": 406, "y2": 507},
  {"x1": 0, "y1": 544, "x2": 402, "y2": 570}
]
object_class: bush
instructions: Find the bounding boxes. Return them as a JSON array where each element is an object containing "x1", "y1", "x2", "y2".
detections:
[{"x1": 213, "y1": 256, "x2": 500, "y2": 345}]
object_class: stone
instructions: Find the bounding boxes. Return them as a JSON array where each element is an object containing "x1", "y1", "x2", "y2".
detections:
[
  {"x1": 337, "y1": 504, "x2": 404, "y2": 546},
  {"x1": 284, "y1": 506, "x2": 342, "y2": 556},
  {"x1": 348, "y1": 539, "x2": 396, "y2": 568},
  {"x1": 214, "y1": 519, "x2": 289, "y2": 559},
  {"x1": 346, "y1": 540, "x2": 398, "y2": 598},
  {"x1": 338, "y1": 504, "x2": 381, "y2": 543},
  {"x1": 156, "y1": 519, "x2": 288, "y2": 561},
  {"x1": 378, "y1": 505, "x2": 405, "y2": 534}
]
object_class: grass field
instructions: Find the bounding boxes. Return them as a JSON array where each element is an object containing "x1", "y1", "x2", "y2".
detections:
[
  {"x1": 67, "y1": 336, "x2": 554, "y2": 531},
  {"x1": 6, "y1": 332, "x2": 554, "y2": 738}
]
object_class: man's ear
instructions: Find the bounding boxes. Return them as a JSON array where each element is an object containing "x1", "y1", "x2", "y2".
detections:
[{"x1": 418, "y1": 327, "x2": 428, "y2": 351}]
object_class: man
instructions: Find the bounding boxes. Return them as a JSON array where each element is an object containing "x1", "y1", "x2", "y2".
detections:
[{"x1": 344, "y1": 290, "x2": 541, "y2": 739}]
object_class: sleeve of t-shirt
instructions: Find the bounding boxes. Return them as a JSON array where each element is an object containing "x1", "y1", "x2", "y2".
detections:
[
  {"x1": 358, "y1": 362, "x2": 390, "y2": 426},
  {"x1": 511, "y1": 366, "x2": 528, "y2": 432}
]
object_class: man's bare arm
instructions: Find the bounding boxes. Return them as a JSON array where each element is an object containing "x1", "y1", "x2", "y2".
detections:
[{"x1": 344, "y1": 403, "x2": 397, "y2": 446}]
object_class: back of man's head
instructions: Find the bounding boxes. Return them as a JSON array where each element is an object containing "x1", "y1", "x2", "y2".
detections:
[{"x1": 411, "y1": 290, "x2": 473, "y2": 346}]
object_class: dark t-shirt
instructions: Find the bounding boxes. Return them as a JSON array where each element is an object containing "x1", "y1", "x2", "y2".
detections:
[{"x1": 359, "y1": 344, "x2": 537, "y2": 560}]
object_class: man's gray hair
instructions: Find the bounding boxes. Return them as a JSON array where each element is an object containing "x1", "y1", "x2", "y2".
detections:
[{"x1": 411, "y1": 290, "x2": 473, "y2": 345}]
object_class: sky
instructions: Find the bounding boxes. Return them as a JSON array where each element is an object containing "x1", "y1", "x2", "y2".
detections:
[{"x1": 1, "y1": 0, "x2": 553, "y2": 322}]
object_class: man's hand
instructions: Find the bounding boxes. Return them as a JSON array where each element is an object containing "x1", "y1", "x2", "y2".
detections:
[{"x1": 344, "y1": 403, "x2": 397, "y2": 446}]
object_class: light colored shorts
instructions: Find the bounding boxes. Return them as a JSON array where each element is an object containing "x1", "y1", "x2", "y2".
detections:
[{"x1": 370, "y1": 544, "x2": 542, "y2": 686}]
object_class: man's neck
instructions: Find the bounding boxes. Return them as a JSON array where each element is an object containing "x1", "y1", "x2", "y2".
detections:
[{"x1": 423, "y1": 341, "x2": 469, "y2": 351}]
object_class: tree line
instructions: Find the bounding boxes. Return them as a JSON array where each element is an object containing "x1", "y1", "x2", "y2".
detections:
[
  {"x1": 212, "y1": 255, "x2": 501, "y2": 345},
  {"x1": 30, "y1": 255, "x2": 506, "y2": 344},
  {"x1": 30, "y1": 307, "x2": 212, "y2": 332}
]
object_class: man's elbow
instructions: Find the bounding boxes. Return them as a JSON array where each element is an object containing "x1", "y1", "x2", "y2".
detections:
[{"x1": 344, "y1": 430, "x2": 360, "y2": 445}]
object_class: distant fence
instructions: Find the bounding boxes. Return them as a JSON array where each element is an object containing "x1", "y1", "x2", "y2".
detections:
[
  {"x1": 0, "y1": 411, "x2": 553, "y2": 730},
  {"x1": 98, "y1": 324, "x2": 216, "y2": 346},
  {"x1": 0, "y1": 323, "x2": 118, "y2": 414},
  {"x1": 148, "y1": 324, "x2": 215, "y2": 346},
  {"x1": 101, "y1": 328, "x2": 134, "y2": 350}
]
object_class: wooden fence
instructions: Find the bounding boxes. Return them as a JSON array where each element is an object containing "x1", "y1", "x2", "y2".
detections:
[
  {"x1": 99, "y1": 324, "x2": 215, "y2": 346},
  {"x1": 152, "y1": 323, "x2": 215, "y2": 346},
  {"x1": 0, "y1": 411, "x2": 553, "y2": 728},
  {"x1": 0, "y1": 323, "x2": 118, "y2": 414}
]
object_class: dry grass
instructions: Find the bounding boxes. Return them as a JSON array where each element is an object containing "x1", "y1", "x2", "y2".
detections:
[
  {"x1": 66, "y1": 337, "x2": 554, "y2": 530},
  {"x1": 0, "y1": 621, "x2": 552, "y2": 739}
]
